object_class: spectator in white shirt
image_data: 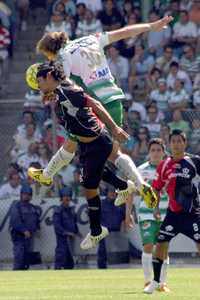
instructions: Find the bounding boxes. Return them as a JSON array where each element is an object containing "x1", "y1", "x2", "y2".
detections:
[
  {"x1": 150, "y1": 78, "x2": 170, "y2": 112},
  {"x1": 168, "y1": 78, "x2": 190, "y2": 110},
  {"x1": 75, "y1": 8, "x2": 102, "y2": 37},
  {"x1": 11, "y1": 123, "x2": 42, "y2": 160},
  {"x1": 156, "y1": 45, "x2": 178, "y2": 75},
  {"x1": 193, "y1": 80, "x2": 200, "y2": 110},
  {"x1": 173, "y1": 10, "x2": 198, "y2": 54},
  {"x1": 107, "y1": 45, "x2": 129, "y2": 92},
  {"x1": 147, "y1": 10, "x2": 171, "y2": 57},
  {"x1": 127, "y1": 94, "x2": 147, "y2": 122},
  {"x1": 166, "y1": 61, "x2": 192, "y2": 94},
  {"x1": 144, "y1": 103, "x2": 164, "y2": 138},
  {"x1": 180, "y1": 45, "x2": 200, "y2": 81},
  {"x1": 53, "y1": 0, "x2": 76, "y2": 17},
  {"x1": 0, "y1": 173, "x2": 21, "y2": 200},
  {"x1": 17, "y1": 143, "x2": 40, "y2": 174},
  {"x1": 45, "y1": 11, "x2": 72, "y2": 38}
]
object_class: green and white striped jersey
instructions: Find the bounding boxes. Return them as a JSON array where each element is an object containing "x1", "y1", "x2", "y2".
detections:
[
  {"x1": 57, "y1": 33, "x2": 125, "y2": 105},
  {"x1": 138, "y1": 161, "x2": 168, "y2": 221}
]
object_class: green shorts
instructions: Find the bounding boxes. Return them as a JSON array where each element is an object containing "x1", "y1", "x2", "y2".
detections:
[
  {"x1": 139, "y1": 220, "x2": 162, "y2": 245},
  {"x1": 103, "y1": 100, "x2": 123, "y2": 127}
]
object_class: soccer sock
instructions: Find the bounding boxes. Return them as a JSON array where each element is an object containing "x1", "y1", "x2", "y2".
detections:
[
  {"x1": 142, "y1": 252, "x2": 153, "y2": 283},
  {"x1": 43, "y1": 146, "x2": 74, "y2": 178},
  {"x1": 102, "y1": 166, "x2": 128, "y2": 190},
  {"x1": 87, "y1": 195, "x2": 102, "y2": 236},
  {"x1": 152, "y1": 257, "x2": 163, "y2": 283},
  {"x1": 160, "y1": 257, "x2": 169, "y2": 284},
  {"x1": 114, "y1": 154, "x2": 145, "y2": 189}
]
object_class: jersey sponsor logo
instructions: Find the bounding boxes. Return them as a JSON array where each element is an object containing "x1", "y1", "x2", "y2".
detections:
[
  {"x1": 165, "y1": 225, "x2": 173, "y2": 232},
  {"x1": 89, "y1": 67, "x2": 110, "y2": 81},
  {"x1": 193, "y1": 233, "x2": 200, "y2": 240},
  {"x1": 61, "y1": 99, "x2": 79, "y2": 117},
  {"x1": 193, "y1": 223, "x2": 199, "y2": 232},
  {"x1": 142, "y1": 221, "x2": 151, "y2": 229}
]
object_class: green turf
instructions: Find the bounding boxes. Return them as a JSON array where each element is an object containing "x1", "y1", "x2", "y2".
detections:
[{"x1": 0, "y1": 268, "x2": 199, "y2": 300}]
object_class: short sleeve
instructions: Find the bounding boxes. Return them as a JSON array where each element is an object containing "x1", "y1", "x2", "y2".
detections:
[{"x1": 95, "y1": 32, "x2": 109, "y2": 48}]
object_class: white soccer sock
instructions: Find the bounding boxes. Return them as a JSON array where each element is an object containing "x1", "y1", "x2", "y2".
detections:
[
  {"x1": 160, "y1": 257, "x2": 169, "y2": 284},
  {"x1": 115, "y1": 153, "x2": 145, "y2": 189},
  {"x1": 142, "y1": 252, "x2": 153, "y2": 283},
  {"x1": 43, "y1": 146, "x2": 74, "y2": 178}
]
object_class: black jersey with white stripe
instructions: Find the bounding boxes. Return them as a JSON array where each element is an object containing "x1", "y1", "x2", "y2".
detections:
[{"x1": 54, "y1": 81, "x2": 104, "y2": 138}]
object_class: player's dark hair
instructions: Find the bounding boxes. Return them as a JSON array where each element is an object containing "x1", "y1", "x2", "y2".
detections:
[
  {"x1": 148, "y1": 138, "x2": 165, "y2": 152},
  {"x1": 37, "y1": 61, "x2": 65, "y2": 82},
  {"x1": 36, "y1": 32, "x2": 68, "y2": 55},
  {"x1": 169, "y1": 129, "x2": 186, "y2": 142}
]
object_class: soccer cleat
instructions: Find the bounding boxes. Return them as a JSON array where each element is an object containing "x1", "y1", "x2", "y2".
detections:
[
  {"x1": 114, "y1": 180, "x2": 136, "y2": 206},
  {"x1": 139, "y1": 182, "x2": 158, "y2": 209},
  {"x1": 80, "y1": 226, "x2": 109, "y2": 250},
  {"x1": 158, "y1": 283, "x2": 170, "y2": 292},
  {"x1": 28, "y1": 167, "x2": 52, "y2": 186},
  {"x1": 143, "y1": 280, "x2": 159, "y2": 294}
]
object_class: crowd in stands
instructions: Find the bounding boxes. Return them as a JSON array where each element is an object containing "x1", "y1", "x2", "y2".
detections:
[{"x1": 1, "y1": 0, "x2": 200, "y2": 202}]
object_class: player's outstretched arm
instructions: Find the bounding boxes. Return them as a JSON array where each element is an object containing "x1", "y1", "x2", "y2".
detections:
[
  {"x1": 107, "y1": 15, "x2": 173, "y2": 44},
  {"x1": 86, "y1": 95, "x2": 129, "y2": 143}
]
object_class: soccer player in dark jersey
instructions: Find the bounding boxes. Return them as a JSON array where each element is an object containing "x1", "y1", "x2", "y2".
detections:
[
  {"x1": 28, "y1": 62, "x2": 158, "y2": 250},
  {"x1": 144, "y1": 129, "x2": 200, "y2": 294}
]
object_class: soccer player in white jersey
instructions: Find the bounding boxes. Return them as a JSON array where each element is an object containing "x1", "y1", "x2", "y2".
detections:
[
  {"x1": 31, "y1": 15, "x2": 172, "y2": 204},
  {"x1": 138, "y1": 138, "x2": 169, "y2": 292}
]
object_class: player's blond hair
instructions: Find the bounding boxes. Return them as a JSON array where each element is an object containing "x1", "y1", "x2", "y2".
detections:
[{"x1": 36, "y1": 32, "x2": 68, "y2": 55}]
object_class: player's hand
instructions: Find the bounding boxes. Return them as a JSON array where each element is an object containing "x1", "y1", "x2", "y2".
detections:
[
  {"x1": 153, "y1": 207, "x2": 161, "y2": 220},
  {"x1": 111, "y1": 126, "x2": 129, "y2": 143},
  {"x1": 150, "y1": 15, "x2": 173, "y2": 32}
]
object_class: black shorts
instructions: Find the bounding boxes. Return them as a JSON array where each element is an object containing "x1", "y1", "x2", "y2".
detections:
[
  {"x1": 157, "y1": 209, "x2": 200, "y2": 243},
  {"x1": 79, "y1": 130, "x2": 113, "y2": 189}
]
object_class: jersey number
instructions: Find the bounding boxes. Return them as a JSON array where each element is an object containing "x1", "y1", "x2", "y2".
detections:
[{"x1": 80, "y1": 49, "x2": 102, "y2": 68}]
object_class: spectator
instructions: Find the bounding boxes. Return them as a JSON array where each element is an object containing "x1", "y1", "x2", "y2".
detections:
[
  {"x1": 53, "y1": 0, "x2": 76, "y2": 17},
  {"x1": 180, "y1": 45, "x2": 200, "y2": 81},
  {"x1": 9, "y1": 185, "x2": 40, "y2": 270},
  {"x1": 146, "y1": 10, "x2": 171, "y2": 57},
  {"x1": 156, "y1": 45, "x2": 178, "y2": 75},
  {"x1": 98, "y1": 0, "x2": 124, "y2": 31},
  {"x1": 74, "y1": 2, "x2": 86, "y2": 24},
  {"x1": 0, "y1": 18, "x2": 10, "y2": 61},
  {"x1": 53, "y1": 187, "x2": 79, "y2": 269},
  {"x1": 127, "y1": 109, "x2": 142, "y2": 132},
  {"x1": 71, "y1": 168, "x2": 84, "y2": 199},
  {"x1": 166, "y1": 61, "x2": 192, "y2": 94},
  {"x1": 12, "y1": 123, "x2": 42, "y2": 159},
  {"x1": 193, "y1": 73, "x2": 200, "y2": 91},
  {"x1": 118, "y1": 13, "x2": 139, "y2": 59},
  {"x1": 144, "y1": 105, "x2": 163, "y2": 138},
  {"x1": 38, "y1": 143, "x2": 51, "y2": 168},
  {"x1": 107, "y1": 45, "x2": 129, "y2": 92},
  {"x1": 97, "y1": 185, "x2": 125, "y2": 269},
  {"x1": 188, "y1": 118, "x2": 200, "y2": 154},
  {"x1": 150, "y1": 79, "x2": 170, "y2": 112},
  {"x1": 17, "y1": 143, "x2": 40, "y2": 174},
  {"x1": 129, "y1": 44, "x2": 154, "y2": 92},
  {"x1": 180, "y1": 0, "x2": 193, "y2": 12},
  {"x1": 0, "y1": 0, "x2": 12, "y2": 28},
  {"x1": 2, "y1": 162, "x2": 23, "y2": 183},
  {"x1": 0, "y1": 173, "x2": 21, "y2": 199},
  {"x1": 168, "y1": 79, "x2": 190, "y2": 110},
  {"x1": 128, "y1": 94, "x2": 147, "y2": 121},
  {"x1": 42, "y1": 123, "x2": 65, "y2": 153},
  {"x1": 132, "y1": 126, "x2": 150, "y2": 165},
  {"x1": 121, "y1": 125, "x2": 138, "y2": 157},
  {"x1": 159, "y1": 124, "x2": 170, "y2": 152},
  {"x1": 122, "y1": 0, "x2": 135, "y2": 23},
  {"x1": 17, "y1": 0, "x2": 29, "y2": 31},
  {"x1": 75, "y1": 8, "x2": 102, "y2": 37},
  {"x1": 45, "y1": 11, "x2": 72, "y2": 37},
  {"x1": 168, "y1": 109, "x2": 190, "y2": 137},
  {"x1": 16, "y1": 111, "x2": 40, "y2": 136},
  {"x1": 172, "y1": 10, "x2": 198, "y2": 54},
  {"x1": 193, "y1": 80, "x2": 200, "y2": 110},
  {"x1": 146, "y1": 67, "x2": 162, "y2": 93},
  {"x1": 76, "y1": 0, "x2": 102, "y2": 15},
  {"x1": 164, "y1": 0, "x2": 180, "y2": 27}
]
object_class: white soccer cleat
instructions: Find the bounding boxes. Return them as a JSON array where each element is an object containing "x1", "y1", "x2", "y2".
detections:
[
  {"x1": 114, "y1": 180, "x2": 136, "y2": 206},
  {"x1": 80, "y1": 226, "x2": 109, "y2": 250},
  {"x1": 143, "y1": 280, "x2": 159, "y2": 294}
]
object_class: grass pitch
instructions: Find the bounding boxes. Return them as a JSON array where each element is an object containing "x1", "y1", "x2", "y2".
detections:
[{"x1": 0, "y1": 268, "x2": 199, "y2": 300}]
